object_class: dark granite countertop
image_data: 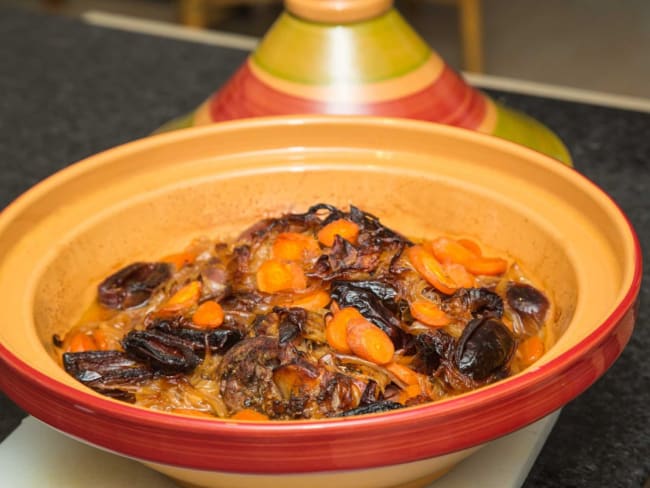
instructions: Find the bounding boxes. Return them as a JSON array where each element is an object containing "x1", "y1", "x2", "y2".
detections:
[{"x1": 0, "y1": 7, "x2": 648, "y2": 488}]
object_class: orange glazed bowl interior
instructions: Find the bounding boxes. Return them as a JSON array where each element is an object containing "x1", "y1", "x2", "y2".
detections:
[{"x1": 0, "y1": 116, "x2": 640, "y2": 488}]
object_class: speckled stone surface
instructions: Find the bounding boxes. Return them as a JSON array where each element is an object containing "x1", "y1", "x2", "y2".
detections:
[{"x1": 0, "y1": 7, "x2": 648, "y2": 487}]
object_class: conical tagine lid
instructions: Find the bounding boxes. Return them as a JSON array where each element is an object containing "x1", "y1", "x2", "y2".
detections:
[{"x1": 163, "y1": 0, "x2": 571, "y2": 164}]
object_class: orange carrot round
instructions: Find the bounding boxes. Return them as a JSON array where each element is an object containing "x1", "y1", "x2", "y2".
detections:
[
  {"x1": 161, "y1": 251, "x2": 196, "y2": 270},
  {"x1": 466, "y1": 256, "x2": 508, "y2": 276},
  {"x1": 398, "y1": 383, "x2": 424, "y2": 404},
  {"x1": 192, "y1": 300, "x2": 225, "y2": 328},
  {"x1": 317, "y1": 219, "x2": 360, "y2": 247},
  {"x1": 428, "y1": 237, "x2": 477, "y2": 266},
  {"x1": 346, "y1": 317, "x2": 395, "y2": 365},
  {"x1": 272, "y1": 232, "x2": 319, "y2": 262},
  {"x1": 231, "y1": 409, "x2": 269, "y2": 421},
  {"x1": 409, "y1": 300, "x2": 452, "y2": 327},
  {"x1": 458, "y1": 238, "x2": 482, "y2": 256},
  {"x1": 326, "y1": 307, "x2": 363, "y2": 354},
  {"x1": 286, "y1": 290, "x2": 331, "y2": 311},
  {"x1": 66, "y1": 332, "x2": 98, "y2": 353},
  {"x1": 256, "y1": 259, "x2": 307, "y2": 293},
  {"x1": 164, "y1": 281, "x2": 202, "y2": 310},
  {"x1": 406, "y1": 245, "x2": 458, "y2": 295},
  {"x1": 386, "y1": 362, "x2": 421, "y2": 386},
  {"x1": 443, "y1": 263, "x2": 475, "y2": 289},
  {"x1": 519, "y1": 335, "x2": 545, "y2": 366}
]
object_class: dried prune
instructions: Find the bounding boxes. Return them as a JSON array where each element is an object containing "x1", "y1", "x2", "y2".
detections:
[
  {"x1": 506, "y1": 283, "x2": 550, "y2": 324},
  {"x1": 148, "y1": 317, "x2": 243, "y2": 354},
  {"x1": 122, "y1": 330, "x2": 201, "y2": 374},
  {"x1": 98, "y1": 262, "x2": 171, "y2": 310},
  {"x1": 62, "y1": 350, "x2": 154, "y2": 402},
  {"x1": 454, "y1": 316, "x2": 515, "y2": 381}
]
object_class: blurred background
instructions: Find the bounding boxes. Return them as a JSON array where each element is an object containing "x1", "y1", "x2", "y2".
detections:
[{"x1": 3, "y1": 0, "x2": 650, "y2": 99}]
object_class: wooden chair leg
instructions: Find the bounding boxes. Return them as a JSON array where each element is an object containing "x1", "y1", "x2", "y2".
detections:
[
  {"x1": 41, "y1": 0, "x2": 65, "y2": 12},
  {"x1": 458, "y1": 0, "x2": 484, "y2": 72},
  {"x1": 179, "y1": 0, "x2": 236, "y2": 29},
  {"x1": 179, "y1": 0, "x2": 210, "y2": 28}
]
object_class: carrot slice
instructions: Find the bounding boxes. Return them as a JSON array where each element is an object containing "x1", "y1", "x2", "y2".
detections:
[
  {"x1": 346, "y1": 317, "x2": 395, "y2": 365},
  {"x1": 231, "y1": 409, "x2": 269, "y2": 421},
  {"x1": 406, "y1": 245, "x2": 458, "y2": 295},
  {"x1": 519, "y1": 335, "x2": 545, "y2": 366},
  {"x1": 428, "y1": 237, "x2": 477, "y2": 266},
  {"x1": 458, "y1": 238, "x2": 482, "y2": 256},
  {"x1": 444, "y1": 263, "x2": 475, "y2": 289},
  {"x1": 386, "y1": 362, "x2": 421, "y2": 386},
  {"x1": 317, "y1": 219, "x2": 360, "y2": 247},
  {"x1": 285, "y1": 290, "x2": 331, "y2": 311},
  {"x1": 326, "y1": 307, "x2": 363, "y2": 354},
  {"x1": 272, "y1": 232, "x2": 319, "y2": 262},
  {"x1": 465, "y1": 256, "x2": 508, "y2": 276},
  {"x1": 409, "y1": 300, "x2": 452, "y2": 327},
  {"x1": 256, "y1": 259, "x2": 307, "y2": 293},
  {"x1": 398, "y1": 383, "x2": 424, "y2": 404},
  {"x1": 66, "y1": 332, "x2": 98, "y2": 353},
  {"x1": 192, "y1": 300, "x2": 225, "y2": 328},
  {"x1": 428, "y1": 236, "x2": 507, "y2": 276},
  {"x1": 161, "y1": 251, "x2": 196, "y2": 270},
  {"x1": 163, "y1": 281, "x2": 202, "y2": 310}
]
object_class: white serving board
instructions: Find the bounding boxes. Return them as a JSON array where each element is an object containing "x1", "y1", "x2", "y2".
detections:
[{"x1": 0, "y1": 412, "x2": 559, "y2": 488}]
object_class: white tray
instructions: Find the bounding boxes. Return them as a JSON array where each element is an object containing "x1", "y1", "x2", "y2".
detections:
[{"x1": 0, "y1": 412, "x2": 559, "y2": 488}]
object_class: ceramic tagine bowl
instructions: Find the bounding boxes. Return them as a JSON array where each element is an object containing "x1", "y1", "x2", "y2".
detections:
[
  {"x1": 162, "y1": 0, "x2": 571, "y2": 164},
  {"x1": 0, "y1": 117, "x2": 640, "y2": 488}
]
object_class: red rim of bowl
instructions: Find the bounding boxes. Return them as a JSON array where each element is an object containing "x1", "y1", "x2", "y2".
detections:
[{"x1": 0, "y1": 117, "x2": 643, "y2": 474}]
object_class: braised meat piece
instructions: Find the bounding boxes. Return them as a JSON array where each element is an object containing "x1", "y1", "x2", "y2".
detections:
[{"x1": 216, "y1": 336, "x2": 360, "y2": 419}]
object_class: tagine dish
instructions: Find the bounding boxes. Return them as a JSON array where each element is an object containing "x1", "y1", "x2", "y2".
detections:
[{"x1": 0, "y1": 117, "x2": 639, "y2": 488}]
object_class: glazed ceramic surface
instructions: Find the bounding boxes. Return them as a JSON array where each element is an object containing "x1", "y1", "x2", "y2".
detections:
[
  {"x1": 0, "y1": 117, "x2": 639, "y2": 488},
  {"x1": 164, "y1": 0, "x2": 571, "y2": 165}
]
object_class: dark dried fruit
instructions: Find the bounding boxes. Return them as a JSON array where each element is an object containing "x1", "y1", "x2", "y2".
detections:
[
  {"x1": 122, "y1": 330, "x2": 201, "y2": 374},
  {"x1": 98, "y1": 262, "x2": 171, "y2": 310},
  {"x1": 454, "y1": 316, "x2": 515, "y2": 381},
  {"x1": 62, "y1": 350, "x2": 154, "y2": 402},
  {"x1": 148, "y1": 318, "x2": 243, "y2": 355},
  {"x1": 334, "y1": 279, "x2": 399, "y2": 304},
  {"x1": 506, "y1": 283, "x2": 550, "y2": 324}
]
